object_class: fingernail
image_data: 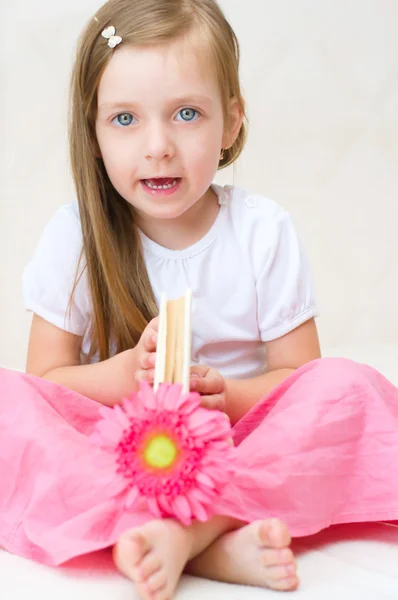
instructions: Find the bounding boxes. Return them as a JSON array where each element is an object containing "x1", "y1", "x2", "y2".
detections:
[{"x1": 190, "y1": 380, "x2": 197, "y2": 390}]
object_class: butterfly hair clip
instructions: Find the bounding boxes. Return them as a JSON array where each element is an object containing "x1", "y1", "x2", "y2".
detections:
[{"x1": 101, "y1": 25, "x2": 123, "y2": 49}]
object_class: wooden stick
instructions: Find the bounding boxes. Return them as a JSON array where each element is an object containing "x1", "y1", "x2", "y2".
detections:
[{"x1": 153, "y1": 290, "x2": 192, "y2": 394}]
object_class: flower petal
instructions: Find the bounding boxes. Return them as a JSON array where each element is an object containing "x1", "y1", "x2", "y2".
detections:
[
  {"x1": 187, "y1": 409, "x2": 218, "y2": 431},
  {"x1": 140, "y1": 382, "x2": 158, "y2": 410},
  {"x1": 188, "y1": 486, "x2": 214, "y2": 505},
  {"x1": 98, "y1": 405, "x2": 117, "y2": 420},
  {"x1": 113, "y1": 404, "x2": 130, "y2": 428},
  {"x1": 195, "y1": 471, "x2": 216, "y2": 489},
  {"x1": 147, "y1": 496, "x2": 162, "y2": 518},
  {"x1": 174, "y1": 390, "x2": 198, "y2": 410},
  {"x1": 178, "y1": 395, "x2": 201, "y2": 415},
  {"x1": 125, "y1": 486, "x2": 139, "y2": 509},
  {"x1": 157, "y1": 492, "x2": 173, "y2": 514},
  {"x1": 200, "y1": 453, "x2": 229, "y2": 466},
  {"x1": 121, "y1": 397, "x2": 139, "y2": 419},
  {"x1": 172, "y1": 495, "x2": 193, "y2": 525},
  {"x1": 96, "y1": 419, "x2": 123, "y2": 445},
  {"x1": 207, "y1": 440, "x2": 230, "y2": 451},
  {"x1": 198, "y1": 464, "x2": 232, "y2": 485},
  {"x1": 154, "y1": 383, "x2": 170, "y2": 407},
  {"x1": 192, "y1": 421, "x2": 231, "y2": 442},
  {"x1": 162, "y1": 384, "x2": 183, "y2": 411},
  {"x1": 186, "y1": 493, "x2": 210, "y2": 522}
]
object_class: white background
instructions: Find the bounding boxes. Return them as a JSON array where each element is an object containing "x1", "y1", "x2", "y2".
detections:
[{"x1": 2, "y1": 0, "x2": 398, "y2": 370}]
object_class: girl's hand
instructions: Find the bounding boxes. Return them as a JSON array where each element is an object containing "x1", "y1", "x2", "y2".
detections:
[
  {"x1": 189, "y1": 364, "x2": 227, "y2": 412},
  {"x1": 133, "y1": 317, "x2": 159, "y2": 384}
]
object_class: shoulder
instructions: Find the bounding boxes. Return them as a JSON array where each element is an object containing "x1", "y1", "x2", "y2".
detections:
[
  {"x1": 215, "y1": 186, "x2": 301, "y2": 279},
  {"x1": 215, "y1": 185, "x2": 295, "y2": 269},
  {"x1": 23, "y1": 202, "x2": 82, "y2": 268},
  {"x1": 22, "y1": 202, "x2": 88, "y2": 334},
  {"x1": 40, "y1": 202, "x2": 82, "y2": 244},
  {"x1": 215, "y1": 184, "x2": 288, "y2": 233},
  {"x1": 28, "y1": 202, "x2": 83, "y2": 267}
]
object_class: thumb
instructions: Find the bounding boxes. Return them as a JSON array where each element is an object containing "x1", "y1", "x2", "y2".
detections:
[{"x1": 190, "y1": 364, "x2": 210, "y2": 378}]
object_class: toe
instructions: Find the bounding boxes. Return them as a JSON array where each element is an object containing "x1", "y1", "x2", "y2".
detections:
[
  {"x1": 262, "y1": 547, "x2": 295, "y2": 568},
  {"x1": 258, "y1": 518, "x2": 291, "y2": 549},
  {"x1": 124, "y1": 530, "x2": 152, "y2": 564},
  {"x1": 265, "y1": 563, "x2": 297, "y2": 582},
  {"x1": 113, "y1": 530, "x2": 152, "y2": 579},
  {"x1": 145, "y1": 568, "x2": 168, "y2": 594},
  {"x1": 137, "y1": 553, "x2": 162, "y2": 581},
  {"x1": 271, "y1": 575, "x2": 300, "y2": 592},
  {"x1": 279, "y1": 547, "x2": 295, "y2": 565}
]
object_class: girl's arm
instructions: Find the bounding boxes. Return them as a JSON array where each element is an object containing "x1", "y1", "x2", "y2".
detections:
[
  {"x1": 225, "y1": 319, "x2": 321, "y2": 424},
  {"x1": 26, "y1": 314, "x2": 142, "y2": 406}
]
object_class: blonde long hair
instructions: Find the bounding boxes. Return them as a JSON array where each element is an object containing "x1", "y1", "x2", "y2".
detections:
[{"x1": 69, "y1": 0, "x2": 247, "y2": 361}]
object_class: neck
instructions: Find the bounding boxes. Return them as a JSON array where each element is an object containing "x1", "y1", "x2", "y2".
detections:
[{"x1": 137, "y1": 187, "x2": 220, "y2": 250}]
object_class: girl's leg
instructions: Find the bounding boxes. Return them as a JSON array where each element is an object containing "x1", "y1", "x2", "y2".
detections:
[{"x1": 114, "y1": 515, "x2": 297, "y2": 600}]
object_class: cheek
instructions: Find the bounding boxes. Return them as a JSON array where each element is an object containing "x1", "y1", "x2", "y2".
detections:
[
  {"x1": 182, "y1": 125, "x2": 222, "y2": 172},
  {"x1": 98, "y1": 137, "x2": 135, "y2": 182},
  {"x1": 186, "y1": 141, "x2": 221, "y2": 178}
]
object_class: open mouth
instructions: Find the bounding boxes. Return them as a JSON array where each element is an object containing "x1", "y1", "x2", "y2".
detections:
[{"x1": 142, "y1": 178, "x2": 181, "y2": 190}]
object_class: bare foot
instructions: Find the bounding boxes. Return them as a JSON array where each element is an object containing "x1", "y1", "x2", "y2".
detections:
[
  {"x1": 113, "y1": 519, "x2": 193, "y2": 600},
  {"x1": 186, "y1": 518, "x2": 299, "y2": 591}
]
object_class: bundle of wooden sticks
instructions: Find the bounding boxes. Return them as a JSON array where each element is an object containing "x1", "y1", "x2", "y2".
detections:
[{"x1": 154, "y1": 289, "x2": 192, "y2": 394}]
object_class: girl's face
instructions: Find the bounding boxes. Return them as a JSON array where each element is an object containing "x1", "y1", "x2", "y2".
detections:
[{"x1": 95, "y1": 36, "x2": 240, "y2": 224}]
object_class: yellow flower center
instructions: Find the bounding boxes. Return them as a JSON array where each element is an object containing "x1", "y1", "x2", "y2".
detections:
[{"x1": 143, "y1": 434, "x2": 178, "y2": 469}]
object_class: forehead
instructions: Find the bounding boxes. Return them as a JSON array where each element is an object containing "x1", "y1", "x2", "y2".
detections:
[{"x1": 97, "y1": 33, "x2": 219, "y2": 104}]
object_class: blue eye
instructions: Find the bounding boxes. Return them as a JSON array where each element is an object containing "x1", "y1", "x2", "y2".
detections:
[
  {"x1": 113, "y1": 113, "x2": 136, "y2": 127},
  {"x1": 176, "y1": 108, "x2": 200, "y2": 122}
]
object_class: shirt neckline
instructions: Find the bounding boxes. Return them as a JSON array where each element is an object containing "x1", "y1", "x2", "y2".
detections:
[{"x1": 138, "y1": 184, "x2": 231, "y2": 260}]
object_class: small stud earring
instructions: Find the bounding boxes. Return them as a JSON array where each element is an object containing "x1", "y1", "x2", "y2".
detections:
[{"x1": 220, "y1": 148, "x2": 225, "y2": 161}]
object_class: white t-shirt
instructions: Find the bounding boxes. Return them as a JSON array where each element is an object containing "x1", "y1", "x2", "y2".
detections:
[{"x1": 23, "y1": 184, "x2": 318, "y2": 379}]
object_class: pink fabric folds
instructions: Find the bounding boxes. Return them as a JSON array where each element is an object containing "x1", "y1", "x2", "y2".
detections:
[{"x1": 1, "y1": 357, "x2": 398, "y2": 566}]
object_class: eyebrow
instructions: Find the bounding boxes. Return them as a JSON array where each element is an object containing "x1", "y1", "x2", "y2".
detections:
[{"x1": 98, "y1": 95, "x2": 213, "y2": 112}]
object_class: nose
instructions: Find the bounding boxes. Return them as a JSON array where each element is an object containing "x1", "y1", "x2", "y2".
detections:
[{"x1": 144, "y1": 120, "x2": 175, "y2": 161}]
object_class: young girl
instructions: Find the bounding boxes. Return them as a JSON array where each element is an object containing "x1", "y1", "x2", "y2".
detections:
[{"x1": 3, "y1": 0, "x2": 398, "y2": 598}]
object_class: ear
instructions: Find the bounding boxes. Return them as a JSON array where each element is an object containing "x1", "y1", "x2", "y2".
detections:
[{"x1": 222, "y1": 97, "x2": 244, "y2": 150}]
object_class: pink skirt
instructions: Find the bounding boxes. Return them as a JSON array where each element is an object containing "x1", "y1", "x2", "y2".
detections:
[{"x1": 1, "y1": 357, "x2": 398, "y2": 566}]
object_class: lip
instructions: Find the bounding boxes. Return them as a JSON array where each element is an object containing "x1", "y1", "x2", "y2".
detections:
[{"x1": 140, "y1": 178, "x2": 183, "y2": 197}]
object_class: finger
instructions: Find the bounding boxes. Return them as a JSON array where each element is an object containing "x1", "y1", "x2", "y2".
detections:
[
  {"x1": 143, "y1": 330, "x2": 158, "y2": 352},
  {"x1": 148, "y1": 316, "x2": 159, "y2": 331},
  {"x1": 191, "y1": 375, "x2": 224, "y2": 395},
  {"x1": 199, "y1": 394, "x2": 226, "y2": 411},
  {"x1": 190, "y1": 365, "x2": 209, "y2": 378},
  {"x1": 140, "y1": 352, "x2": 156, "y2": 369},
  {"x1": 135, "y1": 368, "x2": 155, "y2": 383}
]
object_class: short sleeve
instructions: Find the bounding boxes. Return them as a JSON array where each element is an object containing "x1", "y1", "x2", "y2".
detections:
[
  {"x1": 22, "y1": 204, "x2": 90, "y2": 335},
  {"x1": 257, "y1": 211, "x2": 318, "y2": 341}
]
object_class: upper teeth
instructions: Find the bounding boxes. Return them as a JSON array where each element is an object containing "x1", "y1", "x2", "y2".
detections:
[{"x1": 145, "y1": 179, "x2": 178, "y2": 189}]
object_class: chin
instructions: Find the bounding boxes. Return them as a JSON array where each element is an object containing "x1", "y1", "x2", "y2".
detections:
[{"x1": 147, "y1": 202, "x2": 196, "y2": 221}]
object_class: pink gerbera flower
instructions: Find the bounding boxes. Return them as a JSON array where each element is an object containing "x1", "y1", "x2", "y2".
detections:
[{"x1": 90, "y1": 382, "x2": 236, "y2": 525}]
